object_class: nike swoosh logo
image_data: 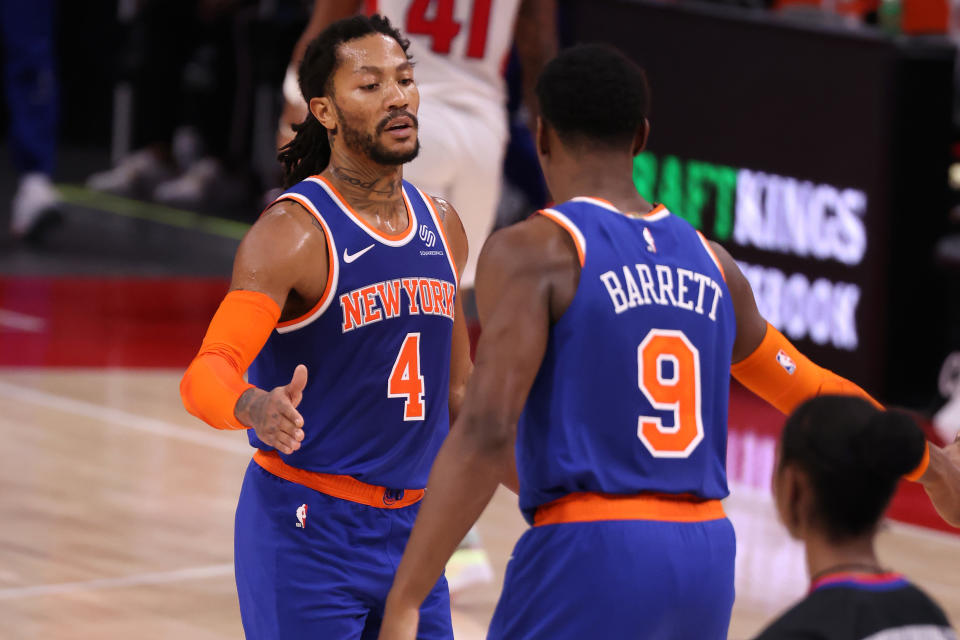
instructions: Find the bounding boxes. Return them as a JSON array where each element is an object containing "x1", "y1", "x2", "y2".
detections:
[{"x1": 343, "y1": 244, "x2": 375, "y2": 263}]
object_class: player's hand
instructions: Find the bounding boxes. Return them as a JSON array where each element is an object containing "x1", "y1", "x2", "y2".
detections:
[
  {"x1": 377, "y1": 599, "x2": 419, "y2": 640},
  {"x1": 236, "y1": 364, "x2": 308, "y2": 454}
]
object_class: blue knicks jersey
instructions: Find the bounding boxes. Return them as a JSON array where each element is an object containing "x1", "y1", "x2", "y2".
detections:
[
  {"x1": 247, "y1": 176, "x2": 457, "y2": 489},
  {"x1": 517, "y1": 197, "x2": 736, "y2": 523}
]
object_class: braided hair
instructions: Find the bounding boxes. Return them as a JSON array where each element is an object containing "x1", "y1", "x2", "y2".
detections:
[{"x1": 278, "y1": 15, "x2": 410, "y2": 188}]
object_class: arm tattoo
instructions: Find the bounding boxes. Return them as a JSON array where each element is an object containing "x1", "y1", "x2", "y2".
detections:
[{"x1": 235, "y1": 388, "x2": 267, "y2": 428}]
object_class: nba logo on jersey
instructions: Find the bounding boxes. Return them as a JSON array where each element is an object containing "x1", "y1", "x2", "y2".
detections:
[
  {"x1": 643, "y1": 227, "x2": 656, "y2": 253},
  {"x1": 296, "y1": 503, "x2": 307, "y2": 529},
  {"x1": 776, "y1": 349, "x2": 797, "y2": 375}
]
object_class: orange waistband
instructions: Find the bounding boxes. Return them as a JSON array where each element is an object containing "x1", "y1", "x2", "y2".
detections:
[
  {"x1": 533, "y1": 491, "x2": 726, "y2": 526},
  {"x1": 253, "y1": 450, "x2": 424, "y2": 509}
]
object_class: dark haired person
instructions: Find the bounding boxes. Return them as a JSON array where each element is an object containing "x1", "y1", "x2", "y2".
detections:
[
  {"x1": 375, "y1": 44, "x2": 932, "y2": 639},
  {"x1": 278, "y1": 0, "x2": 556, "y2": 290},
  {"x1": 179, "y1": 15, "x2": 471, "y2": 639},
  {"x1": 276, "y1": 0, "x2": 559, "y2": 592},
  {"x1": 754, "y1": 396, "x2": 957, "y2": 640}
]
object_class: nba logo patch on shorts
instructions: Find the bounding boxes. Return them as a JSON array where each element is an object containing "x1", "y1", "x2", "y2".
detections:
[
  {"x1": 776, "y1": 350, "x2": 796, "y2": 375},
  {"x1": 296, "y1": 503, "x2": 307, "y2": 529}
]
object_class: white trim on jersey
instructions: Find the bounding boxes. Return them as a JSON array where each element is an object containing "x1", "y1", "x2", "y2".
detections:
[
  {"x1": 541, "y1": 207, "x2": 588, "y2": 265},
  {"x1": 644, "y1": 208, "x2": 671, "y2": 222},
  {"x1": 308, "y1": 177, "x2": 419, "y2": 247},
  {"x1": 273, "y1": 193, "x2": 341, "y2": 334},
  {"x1": 695, "y1": 231, "x2": 726, "y2": 281},
  {"x1": 571, "y1": 196, "x2": 673, "y2": 223},
  {"x1": 413, "y1": 186, "x2": 459, "y2": 286}
]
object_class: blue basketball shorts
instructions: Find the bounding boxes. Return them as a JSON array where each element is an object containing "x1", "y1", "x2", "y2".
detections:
[
  {"x1": 233, "y1": 460, "x2": 452, "y2": 639},
  {"x1": 487, "y1": 517, "x2": 736, "y2": 639}
]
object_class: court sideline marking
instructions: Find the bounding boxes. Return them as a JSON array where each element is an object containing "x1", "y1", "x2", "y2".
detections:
[
  {"x1": 57, "y1": 184, "x2": 250, "y2": 240},
  {"x1": 0, "y1": 380, "x2": 249, "y2": 455},
  {"x1": 0, "y1": 564, "x2": 234, "y2": 601},
  {"x1": 0, "y1": 380, "x2": 243, "y2": 601}
]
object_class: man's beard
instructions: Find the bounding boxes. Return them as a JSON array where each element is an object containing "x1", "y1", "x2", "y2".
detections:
[{"x1": 335, "y1": 104, "x2": 420, "y2": 165}]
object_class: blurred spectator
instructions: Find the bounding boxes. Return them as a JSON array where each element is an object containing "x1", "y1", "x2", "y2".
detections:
[
  {"x1": 935, "y1": 352, "x2": 960, "y2": 443},
  {"x1": 4, "y1": 0, "x2": 62, "y2": 241},
  {"x1": 753, "y1": 396, "x2": 956, "y2": 639},
  {"x1": 86, "y1": 0, "x2": 274, "y2": 211}
]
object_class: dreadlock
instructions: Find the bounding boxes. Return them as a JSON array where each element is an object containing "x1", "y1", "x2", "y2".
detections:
[{"x1": 278, "y1": 15, "x2": 410, "y2": 188}]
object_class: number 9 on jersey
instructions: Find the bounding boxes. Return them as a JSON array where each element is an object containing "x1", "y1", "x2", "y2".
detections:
[{"x1": 637, "y1": 329, "x2": 705, "y2": 458}]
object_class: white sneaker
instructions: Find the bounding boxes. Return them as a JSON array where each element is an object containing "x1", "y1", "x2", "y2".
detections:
[
  {"x1": 934, "y1": 352, "x2": 960, "y2": 443},
  {"x1": 86, "y1": 149, "x2": 174, "y2": 198},
  {"x1": 445, "y1": 547, "x2": 495, "y2": 595},
  {"x1": 11, "y1": 173, "x2": 61, "y2": 240},
  {"x1": 152, "y1": 157, "x2": 224, "y2": 207}
]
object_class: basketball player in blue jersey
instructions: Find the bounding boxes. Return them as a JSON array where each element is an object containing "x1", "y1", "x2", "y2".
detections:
[
  {"x1": 378, "y1": 44, "x2": 960, "y2": 639},
  {"x1": 179, "y1": 15, "x2": 473, "y2": 639}
]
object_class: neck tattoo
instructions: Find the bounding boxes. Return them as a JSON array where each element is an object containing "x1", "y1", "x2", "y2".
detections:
[{"x1": 331, "y1": 166, "x2": 399, "y2": 198}]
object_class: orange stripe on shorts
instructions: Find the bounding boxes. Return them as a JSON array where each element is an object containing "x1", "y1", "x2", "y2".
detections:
[{"x1": 534, "y1": 491, "x2": 725, "y2": 526}]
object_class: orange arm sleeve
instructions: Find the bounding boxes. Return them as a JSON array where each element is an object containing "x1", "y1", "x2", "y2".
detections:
[
  {"x1": 731, "y1": 322, "x2": 882, "y2": 415},
  {"x1": 180, "y1": 290, "x2": 281, "y2": 430}
]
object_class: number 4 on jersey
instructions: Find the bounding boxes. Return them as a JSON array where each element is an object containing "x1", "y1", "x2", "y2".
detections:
[
  {"x1": 637, "y1": 329, "x2": 705, "y2": 458},
  {"x1": 389, "y1": 333, "x2": 426, "y2": 421}
]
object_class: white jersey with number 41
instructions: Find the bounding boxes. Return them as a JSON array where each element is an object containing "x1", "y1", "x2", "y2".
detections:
[{"x1": 366, "y1": 0, "x2": 523, "y2": 106}]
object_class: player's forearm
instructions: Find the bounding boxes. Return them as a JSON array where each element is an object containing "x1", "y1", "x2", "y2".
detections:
[
  {"x1": 447, "y1": 359, "x2": 473, "y2": 424},
  {"x1": 180, "y1": 290, "x2": 280, "y2": 430},
  {"x1": 292, "y1": 0, "x2": 363, "y2": 66},
  {"x1": 387, "y1": 415, "x2": 509, "y2": 608},
  {"x1": 732, "y1": 322, "x2": 881, "y2": 414},
  {"x1": 181, "y1": 352, "x2": 254, "y2": 430},
  {"x1": 919, "y1": 443, "x2": 960, "y2": 527},
  {"x1": 514, "y1": 0, "x2": 558, "y2": 123}
]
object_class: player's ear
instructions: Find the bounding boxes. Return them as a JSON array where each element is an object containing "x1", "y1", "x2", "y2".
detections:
[
  {"x1": 536, "y1": 116, "x2": 550, "y2": 157},
  {"x1": 775, "y1": 463, "x2": 807, "y2": 539},
  {"x1": 632, "y1": 118, "x2": 650, "y2": 156},
  {"x1": 310, "y1": 96, "x2": 338, "y2": 132}
]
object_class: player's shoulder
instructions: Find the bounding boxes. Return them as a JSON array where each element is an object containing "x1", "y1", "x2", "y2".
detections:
[
  {"x1": 254, "y1": 197, "x2": 323, "y2": 238},
  {"x1": 481, "y1": 214, "x2": 580, "y2": 277},
  {"x1": 424, "y1": 193, "x2": 456, "y2": 223},
  {"x1": 238, "y1": 198, "x2": 326, "y2": 265}
]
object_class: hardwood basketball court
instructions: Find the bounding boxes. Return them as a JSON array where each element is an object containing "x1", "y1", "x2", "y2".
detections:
[{"x1": 0, "y1": 367, "x2": 957, "y2": 639}]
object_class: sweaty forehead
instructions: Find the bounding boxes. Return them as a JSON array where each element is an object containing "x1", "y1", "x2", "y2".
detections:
[{"x1": 336, "y1": 33, "x2": 408, "y2": 75}]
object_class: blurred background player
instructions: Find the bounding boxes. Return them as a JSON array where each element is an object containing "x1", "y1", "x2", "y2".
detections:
[
  {"x1": 276, "y1": 0, "x2": 557, "y2": 593},
  {"x1": 4, "y1": 0, "x2": 62, "y2": 241},
  {"x1": 84, "y1": 0, "x2": 262, "y2": 211},
  {"x1": 754, "y1": 396, "x2": 957, "y2": 640},
  {"x1": 376, "y1": 44, "x2": 951, "y2": 639},
  {"x1": 180, "y1": 15, "x2": 472, "y2": 638}
]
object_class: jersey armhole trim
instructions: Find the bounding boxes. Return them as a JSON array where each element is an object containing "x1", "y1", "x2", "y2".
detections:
[
  {"x1": 273, "y1": 193, "x2": 340, "y2": 334},
  {"x1": 696, "y1": 231, "x2": 726, "y2": 282},
  {"x1": 415, "y1": 187, "x2": 460, "y2": 286},
  {"x1": 537, "y1": 208, "x2": 586, "y2": 267}
]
